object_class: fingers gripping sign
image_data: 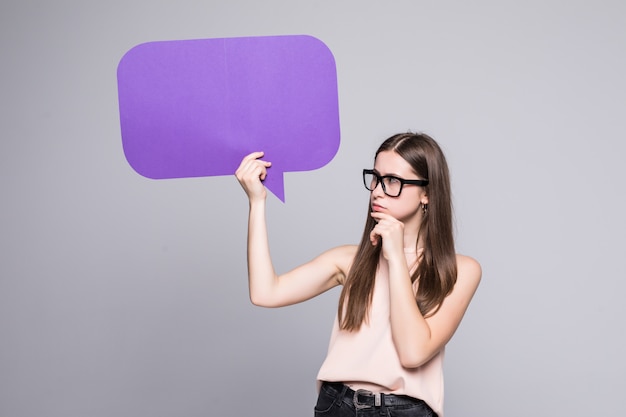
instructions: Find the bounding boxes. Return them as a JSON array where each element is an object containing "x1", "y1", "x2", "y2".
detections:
[{"x1": 235, "y1": 152, "x2": 272, "y2": 201}]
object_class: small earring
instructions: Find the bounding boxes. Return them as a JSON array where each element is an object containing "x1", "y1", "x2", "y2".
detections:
[{"x1": 422, "y1": 203, "x2": 428, "y2": 215}]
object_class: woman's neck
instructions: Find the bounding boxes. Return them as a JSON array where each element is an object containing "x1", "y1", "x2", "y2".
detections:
[{"x1": 403, "y1": 228, "x2": 424, "y2": 252}]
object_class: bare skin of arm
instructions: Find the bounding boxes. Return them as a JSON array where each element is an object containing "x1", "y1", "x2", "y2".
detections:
[
  {"x1": 236, "y1": 152, "x2": 355, "y2": 307},
  {"x1": 371, "y1": 211, "x2": 482, "y2": 368}
]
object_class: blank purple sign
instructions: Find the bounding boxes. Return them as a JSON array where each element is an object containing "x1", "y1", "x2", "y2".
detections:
[{"x1": 117, "y1": 35, "x2": 340, "y2": 201}]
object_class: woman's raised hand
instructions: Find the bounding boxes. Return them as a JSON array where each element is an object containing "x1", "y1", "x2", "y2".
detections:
[
  {"x1": 369, "y1": 212, "x2": 405, "y2": 261},
  {"x1": 235, "y1": 152, "x2": 272, "y2": 202}
]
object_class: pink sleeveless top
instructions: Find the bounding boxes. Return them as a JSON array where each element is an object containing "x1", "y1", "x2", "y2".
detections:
[{"x1": 317, "y1": 249, "x2": 445, "y2": 416}]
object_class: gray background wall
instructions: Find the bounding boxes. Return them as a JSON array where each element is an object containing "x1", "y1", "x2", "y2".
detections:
[{"x1": 1, "y1": 1, "x2": 625, "y2": 416}]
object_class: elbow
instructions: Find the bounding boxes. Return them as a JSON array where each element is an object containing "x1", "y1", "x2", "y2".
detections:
[
  {"x1": 248, "y1": 283, "x2": 269, "y2": 307},
  {"x1": 249, "y1": 293, "x2": 268, "y2": 307},
  {"x1": 399, "y1": 355, "x2": 426, "y2": 369},
  {"x1": 398, "y1": 349, "x2": 437, "y2": 369},
  {"x1": 249, "y1": 291, "x2": 279, "y2": 308}
]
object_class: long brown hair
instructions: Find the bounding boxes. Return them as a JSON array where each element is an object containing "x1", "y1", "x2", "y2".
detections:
[{"x1": 338, "y1": 132, "x2": 457, "y2": 331}]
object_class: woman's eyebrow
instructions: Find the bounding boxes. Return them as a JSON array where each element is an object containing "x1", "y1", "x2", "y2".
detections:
[{"x1": 373, "y1": 168, "x2": 403, "y2": 178}]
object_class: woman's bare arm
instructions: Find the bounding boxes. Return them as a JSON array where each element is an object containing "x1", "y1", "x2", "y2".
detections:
[{"x1": 236, "y1": 152, "x2": 354, "y2": 307}]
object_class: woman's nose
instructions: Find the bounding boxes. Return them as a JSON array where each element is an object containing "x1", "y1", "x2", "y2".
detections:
[{"x1": 372, "y1": 180, "x2": 385, "y2": 197}]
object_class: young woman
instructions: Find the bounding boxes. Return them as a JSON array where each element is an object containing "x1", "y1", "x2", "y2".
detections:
[{"x1": 236, "y1": 132, "x2": 481, "y2": 417}]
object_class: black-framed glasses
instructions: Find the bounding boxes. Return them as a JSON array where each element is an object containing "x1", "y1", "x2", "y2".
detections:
[{"x1": 363, "y1": 169, "x2": 429, "y2": 197}]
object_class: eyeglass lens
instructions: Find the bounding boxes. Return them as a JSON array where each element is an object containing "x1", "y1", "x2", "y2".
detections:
[{"x1": 363, "y1": 172, "x2": 402, "y2": 197}]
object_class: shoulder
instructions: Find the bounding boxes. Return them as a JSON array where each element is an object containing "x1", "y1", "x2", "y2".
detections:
[
  {"x1": 319, "y1": 245, "x2": 358, "y2": 285},
  {"x1": 324, "y1": 244, "x2": 359, "y2": 267},
  {"x1": 455, "y1": 254, "x2": 482, "y2": 287}
]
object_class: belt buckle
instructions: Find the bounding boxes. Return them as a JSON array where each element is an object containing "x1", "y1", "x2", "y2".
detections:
[{"x1": 353, "y1": 389, "x2": 382, "y2": 409}]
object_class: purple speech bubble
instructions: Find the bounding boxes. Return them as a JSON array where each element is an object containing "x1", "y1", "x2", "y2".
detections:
[{"x1": 117, "y1": 35, "x2": 340, "y2": 201}]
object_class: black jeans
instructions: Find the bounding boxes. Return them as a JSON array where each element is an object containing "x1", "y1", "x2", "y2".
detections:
[{"x1": 315, "y1": 382, "x2": 438, "y2": 417}]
